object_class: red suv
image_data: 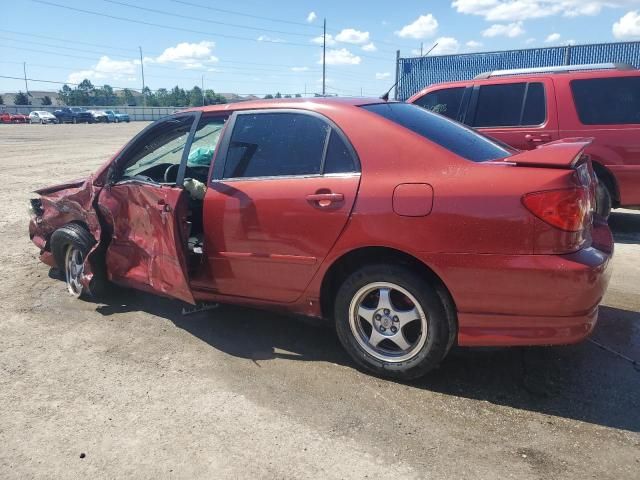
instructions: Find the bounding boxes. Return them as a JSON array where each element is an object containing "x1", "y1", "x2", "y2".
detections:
[
  {"x1": 408, "y1": 63, "x2": 640, "y2": 217},
  {"x1": 28, "y1": 98, "x2": 613, "y2": 379}
]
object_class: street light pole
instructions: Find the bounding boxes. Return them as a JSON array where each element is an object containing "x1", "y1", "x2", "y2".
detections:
[
  {"x1": 322, "y1": 18, "x2": 326, "y2": 96},
  {"x1": 139, "y1": 46, "x2": 146, "y2": 106}
]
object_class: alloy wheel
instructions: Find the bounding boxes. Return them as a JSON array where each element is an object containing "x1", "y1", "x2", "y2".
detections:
[
  {"x1": 64, "y1": 245, "x2": 84, "y2": 297},
  {"x1": 349, "y1": 282, "x2": 428, "y2": 363}
]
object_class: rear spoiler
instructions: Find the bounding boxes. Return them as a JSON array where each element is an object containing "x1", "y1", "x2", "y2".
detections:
[{"x1": 489, "y1": 138, "x2": 593, "y2": 169}]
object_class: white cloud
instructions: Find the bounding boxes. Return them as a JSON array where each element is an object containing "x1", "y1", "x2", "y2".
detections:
[
  {"x1": 482, "y1": 21, "x2": 525, "y2": 37},
  {"x1": 525, "y1": 37, "x2": 536, "y2": 44},
  {"x1": 395, "y1": 14, "x2": 439, "y2": 39},
  {"x1": 257, "y1": 35, "x2": 284, "y2": 43},
  {"x1": 431, "y1": 37, "x2": 460, "y2": 54},
  {"x1": 375, "y1": 72, "x2": 391, "y2": 80},
  {"x1": 452, "y1": 0, "x2": 637, "y2": 22},
  {"x1": 335, "y1": 28, "x2": 370, "y2": 45},
  {"x1": 67, "y1": 56, "x2": 138, "y2": 84},
  {"x1": 152, "y1": 41, "x2": 218, "y2": 65},
  {"x1": 291, "y1": 66, "x2": 310, "y2": 72},
  {"x1": 320, "y1": 48, "x2": 361, "y2": 65},
  {"x1": 545, "y1": 32, "x2": 562, "y2": 42},
  {"x1": 311, "y1": 34, "x2": 337, "y2": 46},
  {"x1": 307, "y1": 11, "x2": 317, "y2": 23},
  {"x1": 362, "y1": 42, "x2": 377, "y2": 52},
  {"x1": 613, "y1": 10, "x2": 640, "y2": 39},
  {"x1": 466, "y1": 40, "x2": 483, "y2": 48}
]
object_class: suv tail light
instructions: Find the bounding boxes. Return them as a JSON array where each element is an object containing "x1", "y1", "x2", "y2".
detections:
[{"x1": 522, "y1": 187, "x2": 591, "y2": 232}]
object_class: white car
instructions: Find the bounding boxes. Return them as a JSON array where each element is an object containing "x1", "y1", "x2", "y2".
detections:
[{"x1": 29, "y1": 111, "x2": 58, "y2": 124}]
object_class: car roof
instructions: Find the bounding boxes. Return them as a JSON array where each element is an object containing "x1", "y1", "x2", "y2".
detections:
[{"x1": 182, "y1": 96, "x2": 387, "y2": 114}]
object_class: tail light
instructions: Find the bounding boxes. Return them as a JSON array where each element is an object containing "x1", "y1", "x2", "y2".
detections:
[{"x1": 522, "y1": 187, "x2": 591, "y2": 232}]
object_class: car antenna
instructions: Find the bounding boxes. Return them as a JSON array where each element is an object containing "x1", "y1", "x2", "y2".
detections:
[{"x1": 380, "y1": 42, "x2": 438, "y2": 101}]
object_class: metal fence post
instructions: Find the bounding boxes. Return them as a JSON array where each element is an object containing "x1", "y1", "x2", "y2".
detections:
[{"x1": 394, "y1": 50, "x2": 400, "y2": 100}]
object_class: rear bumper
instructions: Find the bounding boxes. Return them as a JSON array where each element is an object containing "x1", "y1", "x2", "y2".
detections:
[{"x1": 420, "y1": 220, "x2": 614, "y2": 347}]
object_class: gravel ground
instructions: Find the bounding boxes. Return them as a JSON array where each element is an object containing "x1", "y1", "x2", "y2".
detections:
[{"x1": 0, "y1": 123, "x2": 638, "y2": 479}]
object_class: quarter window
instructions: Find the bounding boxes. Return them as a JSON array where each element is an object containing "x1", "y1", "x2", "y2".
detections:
[
  {"x1": 571, "y1": 76, "x2": 640, "y2": 125},
  {"x1": 324, "y1": 131, "x2": 356, "y2": 174},
  {"x1": 472, "y1": 82, "x2": 546, "y2": 127},
  {"x1": 414, "y1": 87, "x2": 465, "y2": 120}
]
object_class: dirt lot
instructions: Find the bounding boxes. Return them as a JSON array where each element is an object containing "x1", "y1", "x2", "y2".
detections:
[{"x1": 1, "y1": 123, "x2": 639, "y2": 479}]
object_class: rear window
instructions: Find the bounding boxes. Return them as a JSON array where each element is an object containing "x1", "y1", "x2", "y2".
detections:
[
  {"x1": 362, "y1": 103, "x2": 511, "y2": 162},
  {"x1": 571, "y1": 76, "x2": 640, "y2": 125}
]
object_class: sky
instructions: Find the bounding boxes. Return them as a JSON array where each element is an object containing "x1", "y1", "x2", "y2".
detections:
[{"x1": 3, "y1": 0, "x2": 640, "y2": 97}]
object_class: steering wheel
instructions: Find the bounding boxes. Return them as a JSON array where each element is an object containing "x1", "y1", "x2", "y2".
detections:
[{"x1": 164, "y1": 163, "x2": 180, "y2": 183}]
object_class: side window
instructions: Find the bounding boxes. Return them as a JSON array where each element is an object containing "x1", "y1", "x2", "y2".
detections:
[
  {"x1": 473, "y1": 83, "x2": 526, "y2": 127},
  {"x1": 120, "y1": 115, "x2": 195, "y2": 182},
  {"x1": 223, "y1": 112, "x2": 330, "y2": 179},
  {"x1": 324, "y1": 131, "x2": 356, "y2": 174},
  {"x1": 414, "y1": 87, "x2": 464, "y2": 120},
  {"x1": 571, "y1": 76, "x2": 640, "y2": 125},
  {"x1": 187, "y1": 116, "x2": 227, "y2": 168},
  {"x1": 473, "y1": 82, "x2": 546, "y2": 127},
  {"x1": 522, "y1": 83, "x2": 546, "y2": 125}
]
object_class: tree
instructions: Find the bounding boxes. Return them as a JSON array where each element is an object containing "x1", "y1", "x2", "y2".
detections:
[
  {"x1": 58, "y1": 85, "x2": 72, "y2": 105},
  {"x1": 14, "y1": 91, "x2": 30, "y2": 105},
  {"x1": 142, "y1": 86, "x2": 155, "y2": 106},
  {"x1": 264, "y1": 94, "x2": 274, "y2": 99},
  {"x1": 41, "y1": 95, "x2": 52, "y2": 105},
  {"x1": 284, "y1": 94, "x2": 291, "y2": 98},
  {"x1": 295, "y1": 93, "x2": 302, "y2": 98},
  {"x1": 274, "y1": 92, "x2": 282, "y2": 99},
  {"x1": 123, "y1": 88, "x2": 136, "y2": 106},
  {"x1": 189, "y1": 86, "x2": 203, "y2": 106},
  {"x1": 0, "y1": 95, "x2": 3, "y2": 105}
]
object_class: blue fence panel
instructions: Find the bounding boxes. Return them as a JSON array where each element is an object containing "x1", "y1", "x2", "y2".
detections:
[{"x1": 397, "y1": 41, "x2": 640, "y2": 101}]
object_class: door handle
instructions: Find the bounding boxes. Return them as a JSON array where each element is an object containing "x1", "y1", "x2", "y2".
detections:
[
  {"x1": 306, "y1": 192, "x2": 344, "y2": 208},
  {"x1": 525, "y1": 133, "x2": 551, "y2": 143}
]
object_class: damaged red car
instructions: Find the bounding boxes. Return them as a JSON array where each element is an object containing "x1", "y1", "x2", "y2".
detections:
[{"x1": 29, "y1": 98, "x2": 613, "y2": 379}]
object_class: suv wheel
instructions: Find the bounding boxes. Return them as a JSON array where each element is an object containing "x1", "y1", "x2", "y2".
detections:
[
  {"x1": 334, "y1": 264, "x2": 451, "y2": 380},
  {"x1": 595, "y1": 179, "x2": 612, "y2": 219}
]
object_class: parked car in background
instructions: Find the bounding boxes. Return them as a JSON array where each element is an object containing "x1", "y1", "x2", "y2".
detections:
[
  {"x1": 408, "y1": 63, "x2": 640, "y2": 217},
  {"x1": 28, "y1": 98, "x2": 613, "y2": 380},
  {"x1": 53, "y1": 107, "x2": 93, "y2": 124},
  {"x1": 87, "y1": 110, "x2": 108, "y2": 123},
  {"x1": 104, "y1": 110, "x2": 130, "y2": 123},
  {"x1": 29, "y1": 111, "x2": 58, "y2": 124},
  {"x1": 1, "y1": 112, "x2": 29, "y2": 124}
]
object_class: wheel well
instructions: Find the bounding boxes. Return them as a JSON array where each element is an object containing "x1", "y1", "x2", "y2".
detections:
[
  {"x1": 592, "y1": 162, "x2": 619, "y2": 206},
  {"x1": 320, "y1": 247, "x2": 458, "y2": 349}
]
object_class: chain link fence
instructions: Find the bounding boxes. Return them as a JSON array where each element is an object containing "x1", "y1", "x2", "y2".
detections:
[{"x1": 396, "y1": 41, "x2": 640, "y2": 101}]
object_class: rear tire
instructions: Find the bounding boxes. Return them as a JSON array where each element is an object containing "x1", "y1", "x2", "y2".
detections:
[
  {"x1": 50, "y1": 224, "x2": 107, "y2": 299},
  {"x1": 595, "y1": 179, "x2": 612, "y2": 219},
  {"x1": 334, "y1": 264, "x2": 451, "y2": 380}
]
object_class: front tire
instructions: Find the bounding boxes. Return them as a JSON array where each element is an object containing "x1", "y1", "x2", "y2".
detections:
[
  {"x1": 334, "y1": 264, "x2": 451, "y2": 380},
  {"x1": 50, "y1": 224, "x2": 106, "y2": 299}
]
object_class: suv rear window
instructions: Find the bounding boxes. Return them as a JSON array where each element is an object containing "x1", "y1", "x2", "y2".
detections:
[
  {"x1": 571, "y1": 76, "x2": 640, "y2": 125},
  {"x1": 363, "y1": 103, "x2": 511, "y2": 162}
]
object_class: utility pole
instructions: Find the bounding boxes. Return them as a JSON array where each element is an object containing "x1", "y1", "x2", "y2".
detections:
[
  {"x1": 139, "y1": 46, "x2": 146, "y2": 106},
  {"x1": 201, "y1": 74, "x2": 205, "y2": 106},
  {"x1": 420, "y1": 42, "x2": 423, "y2": 56},
  {"x1": 23, "y1": 62, "x2": 29, "y2": 97},
  {"x1": 322, "y1": 18, "x2": 326, "y2": 96}
]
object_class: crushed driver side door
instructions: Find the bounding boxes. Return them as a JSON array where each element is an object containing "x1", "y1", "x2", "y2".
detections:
[{"x1": 97, "y1": 113, "x2": 200, "y2": 304}]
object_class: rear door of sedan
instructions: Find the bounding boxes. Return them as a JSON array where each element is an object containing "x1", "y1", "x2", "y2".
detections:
[{"x1": 202, "y1": 109, "x2": 361, "y2": 303}]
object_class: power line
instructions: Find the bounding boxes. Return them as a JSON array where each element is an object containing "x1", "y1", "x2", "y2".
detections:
[
  {"x1": 29, "y1": 0, "x2": 316, "y2": 48},
  {"x1": 169, "y1": 0, "x2": 322, "y2": 29},
  {"x1": 0, "y1": 29, "x2": 139, "y2": 54},
  {"x1": 102, "y1": 0, "x2": 315, "y2": 39}
]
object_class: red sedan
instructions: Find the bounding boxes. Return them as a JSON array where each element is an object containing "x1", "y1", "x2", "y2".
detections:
[
  {"x1": 1, "y1": 112, "x2": 28, "y2": 124},
  {"x1": 28, "y1": 98, "x2": 613, "y2": 379}
]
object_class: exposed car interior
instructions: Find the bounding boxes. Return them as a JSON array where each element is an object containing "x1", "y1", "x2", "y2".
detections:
[{"x1": 115, "y1": 114, "x2": 228, "y2": 271}]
